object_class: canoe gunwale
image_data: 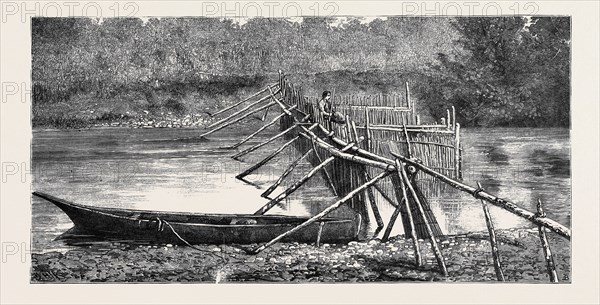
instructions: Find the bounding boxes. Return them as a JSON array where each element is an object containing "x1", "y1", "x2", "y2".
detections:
[{"x1": 33, "y1": 191, "x2": 360, "y2": 244}]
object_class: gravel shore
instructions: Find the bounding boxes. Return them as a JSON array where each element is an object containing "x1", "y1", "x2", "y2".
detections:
[{"x1": 31, "y1": 228, "x2": 570, "y2": 283}]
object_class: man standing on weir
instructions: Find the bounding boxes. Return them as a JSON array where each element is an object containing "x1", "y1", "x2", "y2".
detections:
[{"x1": 318, "y1": 90, "x2": 346, "y2": 129}]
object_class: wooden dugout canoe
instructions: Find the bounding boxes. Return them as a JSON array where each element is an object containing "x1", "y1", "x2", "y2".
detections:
[{"x1": 33, "y1": 191, "x2": 360, "y2": 245}]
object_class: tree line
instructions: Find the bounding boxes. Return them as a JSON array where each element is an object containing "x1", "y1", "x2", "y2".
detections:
[{"x1": 32, "y1": 16, "x2": 570, "y2": 127}]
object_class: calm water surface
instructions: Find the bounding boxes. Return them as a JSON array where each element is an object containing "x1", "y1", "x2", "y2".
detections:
[{"x1": 32, "y1": 125, "x2": 570, "y2": 252}]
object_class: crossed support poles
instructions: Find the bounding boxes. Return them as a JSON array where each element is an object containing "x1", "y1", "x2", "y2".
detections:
[
  {"x1": 202, "y1": 85, "x2": 450, "y2": 274},
  {"x1": 199, "y1": 78, "x2": 570, "y2": 280}
]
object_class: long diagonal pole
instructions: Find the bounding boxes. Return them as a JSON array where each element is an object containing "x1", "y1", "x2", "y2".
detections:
[
  {"x1": 232, "y1": 114, "x2": 311, "y2": 160},
  {"x1": 199, "y1": 101, "x2": 276, "y2": 138},
  {"x1": 253, "y1": 138, "x2": 363, "y2": 215},
  {"x1": 399, "y1": 161, "x2": 448, "y2": 276},
  {"x1": 389, "y1": 159, "x2": 422, "y2": 266},
  {"x1": 351, "y1": 120, "x2": 383, "y2": 229},
  {"x1": 261, "y1": 148, "x2": 314, "y2": 199},
  {"x1": 208, "y1": 84, "x2": 278, "y2": 117},
  {"x1": 251, "y1": 170, "x2": 391, "y2": 254},
  {"x1": 236, "y1": 123, "x2": 318, "y2": 183},
  {"x1": 207, "y1": 94, "x2": 273, "y2": 129},
  {"x1": 310, "y1": 137, "x2": 338, "y2": 197},
  {"x1": 478, "y1": 182, "x2": 505, "y2": 282},
  {"x1": 392, "y1": 152, "x2": 571, "y2": 240},
  {"x1": 230, "y1": 104, "x2": 298, "y2": 149}
]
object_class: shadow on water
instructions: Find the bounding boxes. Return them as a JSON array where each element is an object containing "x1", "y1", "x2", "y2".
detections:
[
  {"x1": 482, "y1": 145, "x2": 510, "y2": 165},
  {"x1": 143, "y1": 136, "x2": 210, "y2": 144},
  {"x1": 528, "y1": 149, "x2": 570, "y2": 178}
]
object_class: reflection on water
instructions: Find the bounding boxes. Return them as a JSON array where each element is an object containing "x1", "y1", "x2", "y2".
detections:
[
  {"x1": 412, "y1": 128, "x2": 571, "y2": 236},
  {"x1": 32, "y1": 125, "x2": 570, "y2": 252}
]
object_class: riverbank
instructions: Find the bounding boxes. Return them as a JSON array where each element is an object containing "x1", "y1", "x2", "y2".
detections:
[{"x1": 31, "y1": 228, "x2": 570, "y2": 283}]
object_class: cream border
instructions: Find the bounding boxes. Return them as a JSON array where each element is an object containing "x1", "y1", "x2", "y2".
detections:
[{"x1": 1, "y1": 1, "x2": 598, "y2": 304}]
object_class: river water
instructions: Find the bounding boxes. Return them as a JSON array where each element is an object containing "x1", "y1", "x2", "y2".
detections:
[{"x1": 31, "y1": 125, "x2": 570, "y2": 253}]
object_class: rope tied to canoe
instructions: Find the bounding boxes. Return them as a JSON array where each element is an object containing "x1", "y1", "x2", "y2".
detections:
[
  {"x1": 153, "y1": 217, "x2": 227, "y2": 262},
  {"x1": 155, "y1": 217, "x2": 240, "y2": 283}
]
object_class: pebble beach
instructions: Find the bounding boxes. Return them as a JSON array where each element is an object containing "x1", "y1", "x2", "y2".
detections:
[{"x1": 31, "y1": 228, "x2": 570, "y2": 283}]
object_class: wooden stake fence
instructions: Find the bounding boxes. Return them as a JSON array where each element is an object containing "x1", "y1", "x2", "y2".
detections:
[{"x1": 199, "y1": 73, "x2": 570, "y2": 282}]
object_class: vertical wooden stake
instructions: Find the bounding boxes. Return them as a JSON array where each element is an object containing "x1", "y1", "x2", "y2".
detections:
[
  {"x1": 537, "y1": 199, "x2": 559, "y2": 283},
  {"x1": 316, "y1": 221, "x2": 325, "y2": 247},
  {"x1": 365, "y1": 107, "x2": 372, "y2": 151},
  {"x1": 478, "y1": 182, "x2": 505, "y2": 282},
  {"x1": 451, "y1": 105, "x2": 456, "y2": 130},
  {"x1": 454, "y1": 123, "x2": 461, "y2": 179},
  {"x1": 405, "y1": 82, "x2": 411, "y2": 109},
  {"x1": 345, "y1": 115, "x2": 352, "y2": 141}
]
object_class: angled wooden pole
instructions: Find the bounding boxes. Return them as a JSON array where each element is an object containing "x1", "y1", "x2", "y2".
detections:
[
  {"x1": 208, "y1": 84, "x2": 278, "y2": 117},
  {"x1": 478, "y1": 182, "x2": 505, "y2": 282},
  {"x1": 236, "y1": 123, "x2": 318, "y2": 183},
  {"x1": 251, "y1": 170, "x2": 391, "y2": 254},
  {"x1": 253, "y1": 139, "x2": 362, "y2": 215},
  {"x1": 372, "y1": 182, "x2": 397, "y2": 208},
  {"x1": 352, "y1": 120, "x2": 383, "y2": 229},
  {"x1": 232, "y1": 115, "x2": 311, "y2": 160},
  {"x1": 268, "y1": 86, "x2": 293, "y2": 116},
  {"x1": 399, "y1": 161, "x2": 447, "y2": 276},
  {"x1": 299, "y1": 127, "x2": 396, "y2": 172},
  {"x1": 261, "y1": 148, "x2": 313, "y2": 199},
  {"x1": 310, "y1": 137, "x2": 338, "y2": 197},
  {"x1": 389, "y1": 159, "x2": 422, "y2": 266},
  {"x1": 208, "y1": 94, "x2": 272, "y2": 129},
  {"x1": 230, "y1": 105, "x2": 297, "y2": 149},
  {"x1": 200, "y1": 101, "x2": 276, "y2": 138},
  {"x1": 260, "y1": 106, "x2": 271, "y2": 122},
  {"x1": 537, "y1": 199, "x2": 559, "y2": 283},
  {"x1": 363, "y1": 172, "x2": 398, "y2": 209},
  {"x1": 382, "y1": 204, "x2": 402, "y2": 242},
  {"x1": 401, "y1": 118, "x2": 412, "y2": 159}
]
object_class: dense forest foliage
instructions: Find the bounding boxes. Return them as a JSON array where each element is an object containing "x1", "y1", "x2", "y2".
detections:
[{"x1": 32, "y1": 17, "x2": 570, "y2": 128}]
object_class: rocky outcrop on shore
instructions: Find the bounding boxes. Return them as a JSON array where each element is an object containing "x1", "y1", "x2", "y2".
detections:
[
  {"x1": 91, "y1": 113, "x2": 213, "y2": 129},
  {"x1": 31, "y1": 229, "x2": 570, "y2": 283}
]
